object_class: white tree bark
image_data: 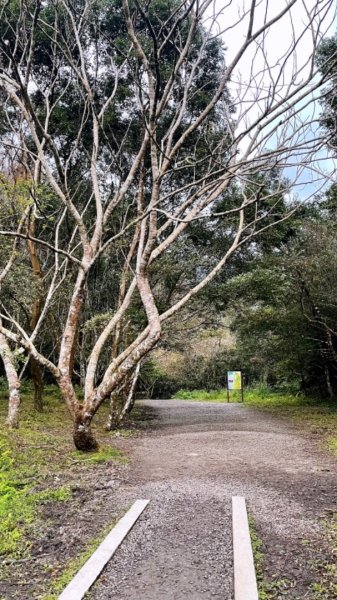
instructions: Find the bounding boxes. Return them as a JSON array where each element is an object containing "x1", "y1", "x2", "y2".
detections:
[
  {"x1": 0, "y1": 327, "x2": 21, "y2": 428},
  {"x1": 0, "y1": 0, "x2": 335, "y2": 447}
]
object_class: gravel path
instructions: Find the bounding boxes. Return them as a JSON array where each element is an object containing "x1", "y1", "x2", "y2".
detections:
[{"x1": 88, "y1": 400, "x2": 337, "y2": 600}]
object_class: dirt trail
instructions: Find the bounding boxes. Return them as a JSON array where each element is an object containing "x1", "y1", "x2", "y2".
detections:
[{"x1": 88, "y1": 400, "x2": 337, "y2": 600}]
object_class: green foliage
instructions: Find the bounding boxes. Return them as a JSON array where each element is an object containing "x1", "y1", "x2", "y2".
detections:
[
  {"x1": 248, "y1": 514, "x2": 271, "y2": 600},
  {"x1": 0, "y1": 387, "x2": 123, "y2": 558},
  {"x1": 174, "y1": 388, "x2": 231, "y2": 402},
  {"x1": 224, "y1": 214, "x2": 337, "y2": 396},
  {"x1": 317, "y1": 33, "x2": 337, "y2": 147},
  {"x1": 0, "y1": 434, "x2": 70, "y2": 557},
  {"x1": 140, "y1": 358, "x2": 181, "y2": 398},
  {"x1": 70, "y1": 445, "x2": 125, "y2": 464},
  {"x1": 326, "y1": 436, "x2": 337, "y2": 456},
  {"x1": 173, "y1": 386, "x2": 306, "y2": 405}
]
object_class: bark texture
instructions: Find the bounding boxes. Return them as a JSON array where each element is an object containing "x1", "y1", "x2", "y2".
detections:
[
  {"x1": 0, "y1": 332, "x2": 21, "y2": 428},
  {"x1": 73, "y1": 407, "x2": 99, "y2": 451}
]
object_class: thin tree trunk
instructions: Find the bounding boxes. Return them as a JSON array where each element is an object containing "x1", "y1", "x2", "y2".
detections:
[
  {"x1": 106, "y1": 362, "x2": 141, "y2": 429},
  {"x1": 324, "y1": 364, "x2": 335, "y2": 400},
  {"x1": 30, "y1": 356, "x2": 44, "y2": 411},
  {"x1": 0, "y1": 331, "x2": 21, "y2": 428},
  {"x1": 27, "y1": 214, "x2": 44, "y2": 410},
  {"x1": 119, "y1": 361, "x2": 141, "y2": 421},
  {"x1": 106, "y1": 388, "x2": 122, "y2": 431}
]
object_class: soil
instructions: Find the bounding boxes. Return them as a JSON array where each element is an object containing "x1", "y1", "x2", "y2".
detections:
[{"x1": 2, "y1": 400, "x2": 337, "y2": 599}]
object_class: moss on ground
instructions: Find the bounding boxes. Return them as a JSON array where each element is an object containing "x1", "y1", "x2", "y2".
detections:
[{"x1": 0, "y1": 386, "x2": 124, "y2": 560}]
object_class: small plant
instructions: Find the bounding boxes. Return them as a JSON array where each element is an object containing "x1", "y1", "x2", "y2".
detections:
[
  {"x1": 0, "y1": 436, "x2": 71, "y2": 558},
  {"x1": 248, "y1": 514, "x2": 270, "y2": 598}
]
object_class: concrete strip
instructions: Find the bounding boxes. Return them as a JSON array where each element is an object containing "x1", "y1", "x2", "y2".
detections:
[
  {"x1": 58, "y1": 499, "x2": 150, "y2": 600},
  {"x1": 232, "y1": 496, "x2": 259, "y2": 600}
]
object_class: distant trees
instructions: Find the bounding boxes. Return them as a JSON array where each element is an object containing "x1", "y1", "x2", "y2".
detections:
[
  {"x1": 225, "y1": 205, "x2": 337, "y2": 397},
  {"x1": 0, "y1": 0, "x2": 335, "y2": 447},
  {"x1": 317, "y1": 34, "x2": 337, "y2": 150}
]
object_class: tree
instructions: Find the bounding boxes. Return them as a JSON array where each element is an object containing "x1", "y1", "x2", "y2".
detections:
[
  {"x1": 0, "y1": 173, "x2": 32, "y2": 426},
  {"x1": 317, "y1": 33, "x2": 337, "y2": 150},
  {"x1": 226, "y1": 205, "x2": 337, "y2": 398},
  {"x1": 0, "y1": 0, "x2": 335, "y2": 448}
]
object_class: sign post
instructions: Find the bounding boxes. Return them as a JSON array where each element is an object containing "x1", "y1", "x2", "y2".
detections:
[{"x1": 227, "y1": 371, "x2": 244, "y2": 402}]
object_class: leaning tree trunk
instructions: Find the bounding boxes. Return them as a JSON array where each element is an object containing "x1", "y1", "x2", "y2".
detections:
[
  {"x1": 106, "y1": 362, "x2": 141, "y2": 430},
  {"x1": 324, "y1": 364, "x2": 335, "y2": 400},
  {"x1": 0, "y1": 331, "x2": 21, "y2": 428},
  {"x1": 119, "y1": 361, "x2": 141, "y2": 420}
]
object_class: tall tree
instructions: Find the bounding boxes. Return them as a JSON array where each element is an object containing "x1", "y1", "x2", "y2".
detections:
[{"x1": 0, "y1": 0, "x2": 334, "y2": 448}]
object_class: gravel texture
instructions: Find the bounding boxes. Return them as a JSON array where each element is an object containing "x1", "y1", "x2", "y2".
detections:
[{"x1": 88, "y1": 401, "x2": 337, "y2": 600}]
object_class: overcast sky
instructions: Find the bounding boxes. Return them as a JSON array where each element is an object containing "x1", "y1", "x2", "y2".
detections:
[{"x1": 205, "y1": 0, "x2": 337, "y2": 199}]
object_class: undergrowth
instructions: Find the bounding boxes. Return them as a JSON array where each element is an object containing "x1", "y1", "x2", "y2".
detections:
[
  {"x1": 248, "y1": 514, "x2": 271, "y2": 599},
  {"x1": 0, "y1": 386, "x2": 124, "y2": 559}
]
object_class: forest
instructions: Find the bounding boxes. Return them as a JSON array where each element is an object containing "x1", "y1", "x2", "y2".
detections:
[
  {"x1": 0, "y1": 0, "x2": 337, "y2": 447},
  {"x1": 3, "y1": 2, "x2": 337, "y2": 599}
]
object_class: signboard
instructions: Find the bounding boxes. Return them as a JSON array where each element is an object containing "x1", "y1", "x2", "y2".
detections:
[{"x1": 227, "y1": 371, "x2": 242, "y2": 390}]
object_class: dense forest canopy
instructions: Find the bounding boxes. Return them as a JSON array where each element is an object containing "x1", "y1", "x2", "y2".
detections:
[{"x1": 0, "y1": 0, "x2": 336, "y2": 449}]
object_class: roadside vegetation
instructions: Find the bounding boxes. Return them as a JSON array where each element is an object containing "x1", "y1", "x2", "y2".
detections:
[
  {"x1": 0, "y1": 1, "x2": 337, "y2": 597},
  {"x1": 0, "y1": 384, "x2": 125, "y2": 598},
  {"x1": 249, "y1": 485, "x2": 337, "y2": 600}
]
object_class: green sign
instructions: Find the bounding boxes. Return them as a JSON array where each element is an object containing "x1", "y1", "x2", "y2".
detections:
[{"x1": 227, "y1": 371, "x2": 242, "y2": 390}]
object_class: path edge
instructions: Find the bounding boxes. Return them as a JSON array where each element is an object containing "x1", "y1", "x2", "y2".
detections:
[
  {"x1": 232, "y1": 496, "x2": 259, "y2": 600},
  {"x1": 58, "y1": 498, "x2": 150, "y2": 600}
]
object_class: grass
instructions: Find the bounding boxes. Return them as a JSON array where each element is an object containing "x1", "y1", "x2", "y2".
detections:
[
  {"x1": 248, "y1": 514, "x2": 268, "y2": 598},
  {"x1": 249, "y1": 512, "x2": 337, "y2": 599},
  {"x1": 0, "y1": 428, "x2": 71, "y2": 558},
  {"x1": 173, "y1": 386, "x2": 337, "y2": 457},
  {"x1": 0, "y1": 385, "x2": 124, "y2": 560},
  {"x1": 70, "y1": 445, "x2": 126, "y2": 464},
  {"x1": 249, "y1": 513, "x2": 296, "y2": 599}
]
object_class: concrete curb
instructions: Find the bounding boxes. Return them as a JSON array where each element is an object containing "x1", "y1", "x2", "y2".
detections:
[
  {"x1": 232, "y1": 496, "x2": 259, "y2": 600},
  {"x1": 58, "y1": 499, "x2": 150, "y2": 600}
]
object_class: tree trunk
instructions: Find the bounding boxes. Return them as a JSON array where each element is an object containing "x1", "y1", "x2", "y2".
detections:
[
  {"x1": 300, "y1": 372, "x2": 307, "y2": 396},
  {"x1": 324, "y1": 364, "x2": 335, "y2": 400},
  {"x1": 106, "y1": 363, "x2": 141, "y2": 429},
  {"x1": 120, "y1": 361, "x2": 141, "y2": 420},
  {"x1": 73, "y1": 408, "x2": 99, "y2": 451},
  {"x1": 6, "y1": 385, "x2": 21, "y2": 429},
  {"x1": 0, "y1": 332, "x2": 21, "y2": 428},
  {"x1": 106, "y1": 387, "x2": 122, "y2": 431},
  {"x1": 27, "y1": 213, "x2": 45, "y2": 409},
  {"x1": 30, "y1": 355, "x2": 44, "y2": 411}
]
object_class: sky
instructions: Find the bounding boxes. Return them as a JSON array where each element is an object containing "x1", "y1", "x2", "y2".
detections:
[{"x1": 205, "y1": 0, "x2": 337, "y2": 199}]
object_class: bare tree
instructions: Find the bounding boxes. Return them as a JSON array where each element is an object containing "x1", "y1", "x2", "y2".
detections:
[
  {"x1": 0, "y1": 0, "x2": 335, "y2": 448},
  {"x1": 0, "y1": 203, "x2": 30, "y2": 427}
]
